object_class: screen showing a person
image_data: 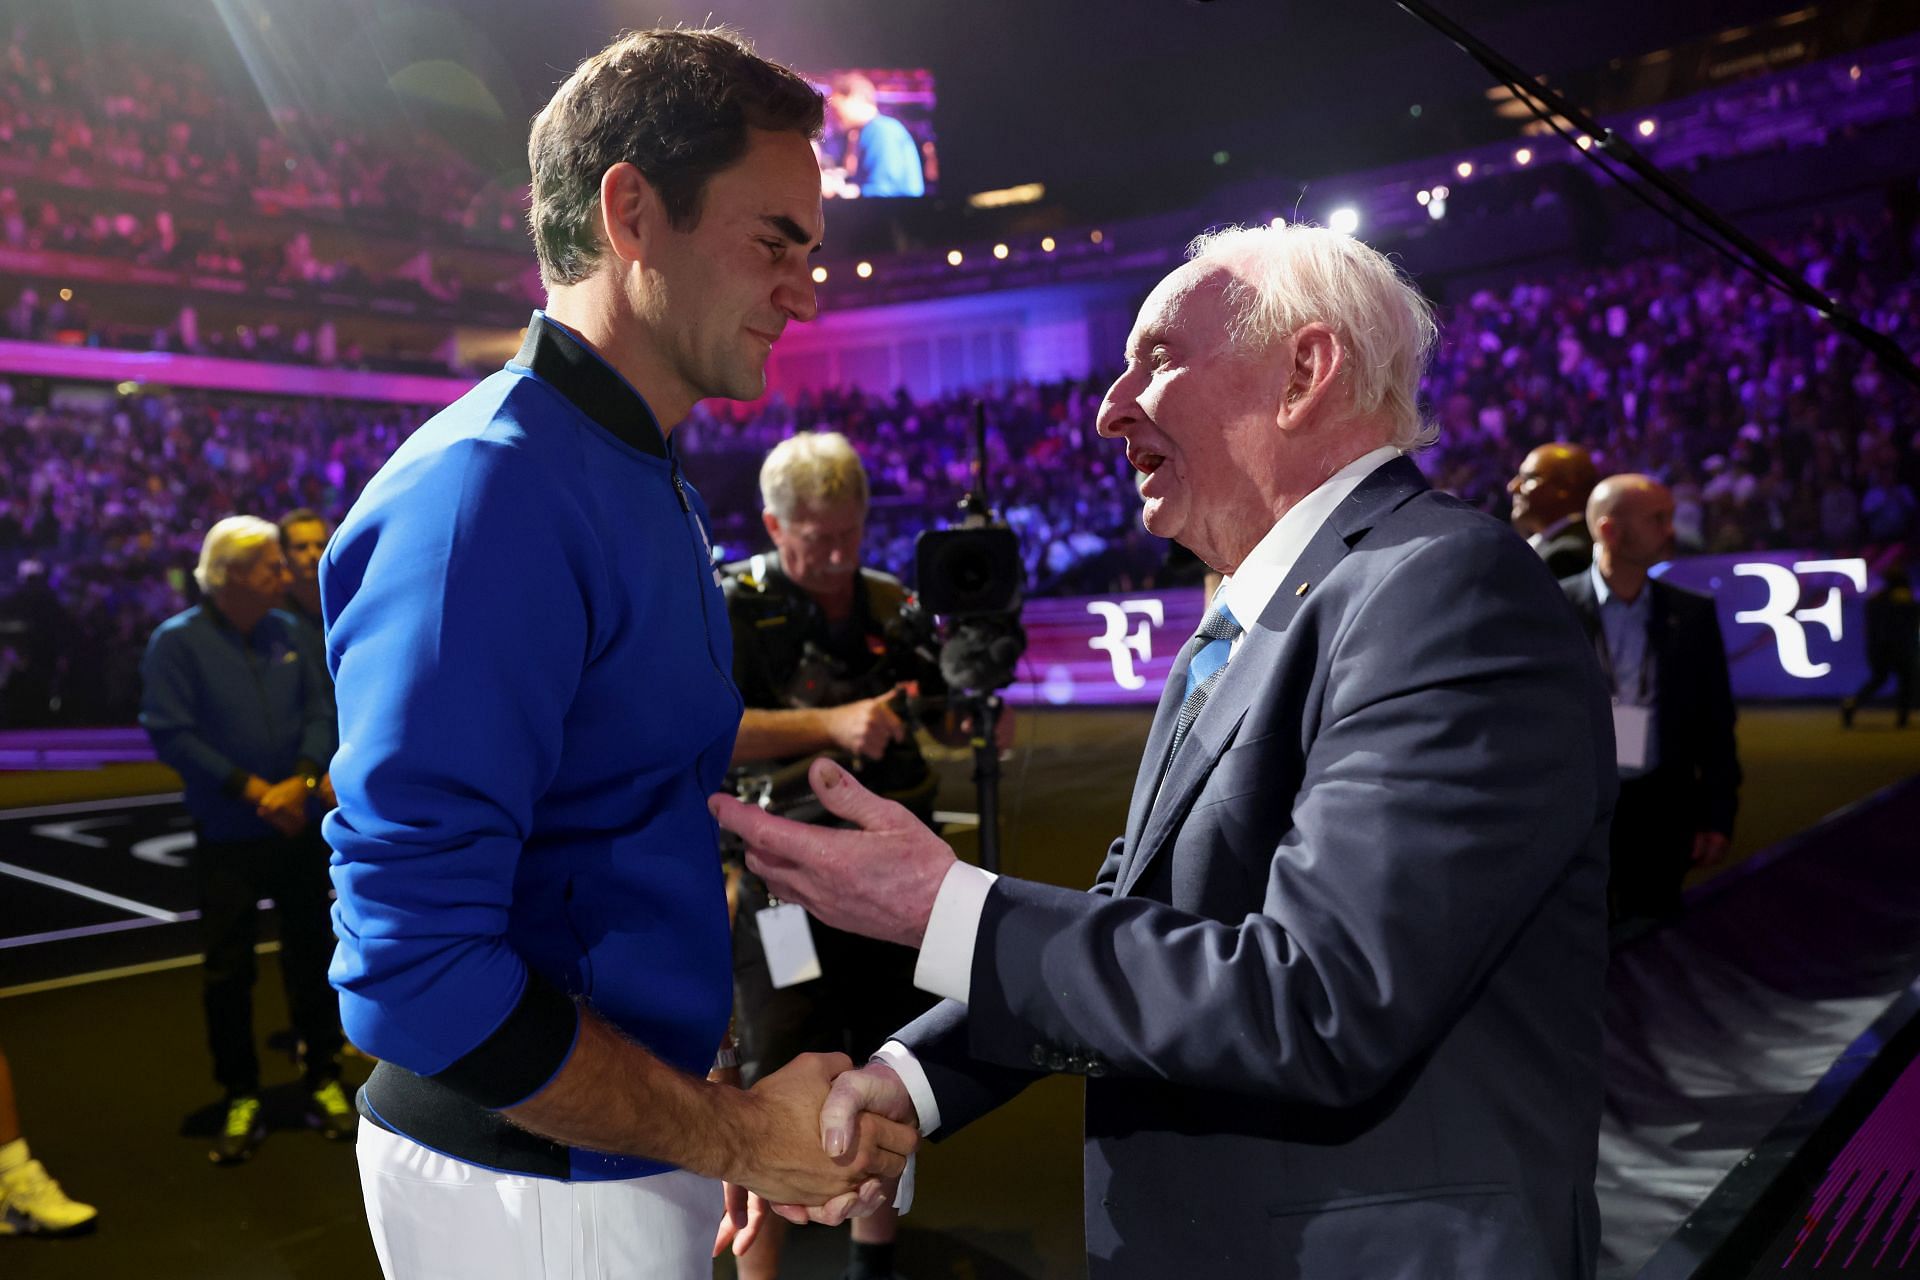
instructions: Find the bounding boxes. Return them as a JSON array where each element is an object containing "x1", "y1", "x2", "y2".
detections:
[{"x1": 809, "y1": 68, "x2": 936, "y2": 199}]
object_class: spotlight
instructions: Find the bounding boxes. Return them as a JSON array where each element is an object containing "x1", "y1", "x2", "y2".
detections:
[
  {"x1": 1455, "y1": 161, "x2": 1473, "y2": 179},
  {"x1": 59, "y1": 287, "x2": 73, "y2": 301},
  {"x1": 811, "y1": 265, "x2": 828, "y2": 283},
  {"x1": 1433, "y1": 185, "x2": 1449, "y2": 200},
  {"x1": 856, "y1": 261, "x2": 873, "y2": 279},
  {"x1": 1329, "y1": 206, "x2": 1360, "y2": 235},
  {"x1": 993, "y1": 243, "x2": 1009, "y2": 259},
  {"x1": 1416, "y1": 189, "x2": 1430, "y2": 206},
  {"x1": 1514, "y1": 147, "x2": 1532, "y2": 165},
  {"x1": 1637, "y1": 118, "x2": 1656, "y2": 137},
  {"x1": 1040, "y1": 236, "x2": 1056, "y2": 252},
  {"x1": 1576, "y1": 135, "x2": 1593, "y2": 150},
  {"x1": 1090, "y1": 229, "x2": 1105, "y2": 244},
  {"x1": 1268, "y1": 215, "x2": 1285, "y2": 228},
  {"x1": 1850, "y1": 65, "x2": 1861, "y2": 81},
  {"x1": 947, "y1": 249, "x2": 964, "y2": 266},
  {"x1": 1427, "y1": 197, "x2": 1446, "y2": 221}
]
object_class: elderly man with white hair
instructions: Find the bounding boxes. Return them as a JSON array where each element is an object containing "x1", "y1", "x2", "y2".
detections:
[
  {"x1": 140, "y1": 514, "x2": 349, "y2": 1165},
  {"x1": 715, "y1": 223, "x2": 1616, "y2": 1278}
]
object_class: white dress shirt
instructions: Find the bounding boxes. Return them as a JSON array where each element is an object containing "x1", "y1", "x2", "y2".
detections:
[{"x1": 875, "y1": 446, "x2": 1403, "y2": 1134}]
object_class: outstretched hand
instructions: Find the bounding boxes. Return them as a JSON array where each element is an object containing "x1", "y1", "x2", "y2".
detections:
[{"x1": 710, "y1": 757, "x2": 955, "y2": 949}]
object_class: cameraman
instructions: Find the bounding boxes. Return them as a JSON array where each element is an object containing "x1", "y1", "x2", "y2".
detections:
[{"x1": 724, "y1": 432, "x2": 989, "y2": 1280}]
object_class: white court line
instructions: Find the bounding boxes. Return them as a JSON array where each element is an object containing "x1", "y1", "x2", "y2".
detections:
[
  {"x1": 0, "y1": 912, "x2": 200, "y2": 951},
  {"x1": 0, "y1": 859, "x2": 185, "y2": 921},
  {"x1": 0, "y1": 940, "x2": 281, "y2": 1000},
  {"x1": 0, "y1": 792, "x2": 182, "y2": 821},
  {"x1": 933, "y1": 810, "x2": 980, "y2": 828}
]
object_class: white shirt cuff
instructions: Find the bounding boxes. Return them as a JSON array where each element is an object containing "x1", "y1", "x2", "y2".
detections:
[
  {"x1": 872, "y1": 1040, "x2": 941, "y2": 1137},
  {"x1": 913, "y1": 861, "x2": 997, "y2": 1004}
]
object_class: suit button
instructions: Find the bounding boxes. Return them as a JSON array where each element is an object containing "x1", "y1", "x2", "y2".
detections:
[{"x1": 1029, "y1": 1045, "x2": 1048, "y2": 1068}]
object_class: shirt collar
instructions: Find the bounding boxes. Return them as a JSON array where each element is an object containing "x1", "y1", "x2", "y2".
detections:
[
  {"x1": 511, "y1": 311, "x2": 669, "y2": 459},
  {"x1": 1590, "y1": 561, "x2": 1649, "y2": 610},
  {"x1": 1217, "y1": 445, "x2": 1402, "y2": 624}
]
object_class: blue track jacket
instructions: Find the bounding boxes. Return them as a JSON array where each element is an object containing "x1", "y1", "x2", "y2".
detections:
[{"x1": 321, "y1": 313, "x2": 741, "y2": 1181}]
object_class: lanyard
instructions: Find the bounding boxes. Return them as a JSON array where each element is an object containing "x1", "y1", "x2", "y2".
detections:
[{"x1": 1592, "y1": 611, "x2": 1653, "y2": 703}]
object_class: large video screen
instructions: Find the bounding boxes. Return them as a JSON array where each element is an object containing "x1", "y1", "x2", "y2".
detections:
[{"x1": 805, "y1": 68, "x2": 937, "y2": 200}]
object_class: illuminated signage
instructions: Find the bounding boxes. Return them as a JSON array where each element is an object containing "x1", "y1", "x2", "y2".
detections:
[{"x1": 999, "y1": 552, "x2": 1885, "y2": 707}]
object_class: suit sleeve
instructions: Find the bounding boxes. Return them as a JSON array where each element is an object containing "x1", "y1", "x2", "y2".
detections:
[
  {"x1": 321, "y1": 434, "x2": 591, "y2": 1109},
  {"x1": 139, "y1": 630, "x2": 244, "y2": 790},
  {"x1": 940, "y1": 527, "x2": 1610, "y2": 1109}
]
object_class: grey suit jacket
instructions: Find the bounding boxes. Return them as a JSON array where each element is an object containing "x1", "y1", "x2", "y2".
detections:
[{"x1": 897, "y1": 458, "x2": 1616, "y2": 1278}]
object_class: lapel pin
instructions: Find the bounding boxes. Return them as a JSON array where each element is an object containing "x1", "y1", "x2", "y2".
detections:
[{"x1": 1295, "y1": 581, "x2": 1311, "y2": 597}]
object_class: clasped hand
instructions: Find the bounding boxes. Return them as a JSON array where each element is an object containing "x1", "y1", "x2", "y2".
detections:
[{"x1": 714, "y1": 1060, "x2": 920, "y2": 1259}]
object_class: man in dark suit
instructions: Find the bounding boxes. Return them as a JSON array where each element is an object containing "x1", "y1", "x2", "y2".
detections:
[
  {"x1": 1510, "y1": 443, "x2": 1598, "y2": 577},
  {"x1": 713, "y1": 224, "x2": 1616, "y2": 1277},
  {"x1": 1563, "y1": 474, "x2": 1741, "y2": 924}
]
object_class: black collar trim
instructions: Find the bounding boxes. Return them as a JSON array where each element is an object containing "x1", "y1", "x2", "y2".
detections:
[{"x1": 512, "y1": 313, "x2": 669, "y2": 459}]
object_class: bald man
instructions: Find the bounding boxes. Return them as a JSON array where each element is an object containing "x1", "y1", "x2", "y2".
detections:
[
  {"x1": 1509, "y1": 444, "x2": 1598, "y2": 578},
  {"x1": 1562, "y1": 475, "x2": 1741, "y2": 924}
]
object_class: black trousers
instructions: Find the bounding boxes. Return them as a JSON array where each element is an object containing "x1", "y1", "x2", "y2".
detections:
[
  {"x1": 191, "y1": 830, "x2": 343, "y2": 1097},
  {"x1": 1608, "y1": 771, "x2": 1696, "y2": 923},
  {"x1": 1852, "y1": 652, "x2": 1915, "y2": 722}
]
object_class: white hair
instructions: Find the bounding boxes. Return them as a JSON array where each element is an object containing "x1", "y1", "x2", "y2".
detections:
[
  {"x1": 759, "y1": 431, "x2": 869, "y2": 520},
  {"x1": 1186, "y1": 223, "x2": 1439, "y2": 451},
  {"x1": 194, "y1": 515, "x2": 281, "y2": 593}
]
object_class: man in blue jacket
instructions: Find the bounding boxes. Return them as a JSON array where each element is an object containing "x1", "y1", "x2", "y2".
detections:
[
  {"x1": 140, "y1": 515, "x2": 348, "y2": 1164},
  {"x1": 321, "y1": 28, "x2": 914, "y2": 1280}
]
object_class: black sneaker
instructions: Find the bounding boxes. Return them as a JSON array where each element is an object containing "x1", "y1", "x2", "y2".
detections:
[
  {"x1": 211, "y1": 1095, "x2": 264, "y2": 1166},
  {"x1": 307, "y1": 1080, "x2": 357, "y2": 1142}
]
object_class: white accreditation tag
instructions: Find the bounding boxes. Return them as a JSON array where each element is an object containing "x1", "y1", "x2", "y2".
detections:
[
  {"x1": 757, "y1": 903, "x2": 823, "y2": 989},
  {"x1": 1612, "y1": 702, "x2": 1652, "y2": 771}
]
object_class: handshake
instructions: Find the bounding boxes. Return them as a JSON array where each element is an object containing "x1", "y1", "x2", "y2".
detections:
[{"x1": 712, "y1": 1052, "x2": 919, "y2": 1260}]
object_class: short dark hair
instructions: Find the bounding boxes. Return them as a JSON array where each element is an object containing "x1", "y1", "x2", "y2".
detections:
[
  {"x1": 278, "y1": 508, "x2": 326, "y2": 546},
  {"x1": 527, "y1": 28, "x2": 824, "y2": 289}
]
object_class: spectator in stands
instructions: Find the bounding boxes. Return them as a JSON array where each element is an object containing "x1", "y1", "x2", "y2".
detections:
[
  {"x1": 0, "y1": 1044, "x2": 97, "y2": 1238},
  {"x1": 0, "y1": 560, "x2": 72, "y2": 726},
  {"x1": 1508, "y1": 443, "x2": 1598, "y2": 577},
  {"x1": 138, "y1": 515, "x2": 350, "y2": 1165},
  {"x1": 1563, "y1": 476, "x2": 1741, "y2": 927}
]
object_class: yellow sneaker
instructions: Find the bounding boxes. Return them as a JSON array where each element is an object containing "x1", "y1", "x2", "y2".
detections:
[
  {"x1": 211, "y1": 1094, "x2": 264, "y2": 1166},
  {"x1": 0, "y1": 1152, "x2": 99, "y2": 1237},
  {"x1": 307, "y1": 1079, "x2": 358, "y2": 1142}
]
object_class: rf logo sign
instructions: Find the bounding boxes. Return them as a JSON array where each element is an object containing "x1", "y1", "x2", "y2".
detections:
[
  {"x1": 1731, "y1": 558, "x2": 1868, "y2": 679},
  {"x1": 1086, "y1": 599, "x2": 1164, "y2": 690}
]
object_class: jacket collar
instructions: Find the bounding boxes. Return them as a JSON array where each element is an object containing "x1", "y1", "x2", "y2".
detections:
[{"x1": 511, "y1": 312, "x2": 669, "y2": 459}]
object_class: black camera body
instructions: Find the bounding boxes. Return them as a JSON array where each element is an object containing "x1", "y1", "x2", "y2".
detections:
[{"x1": 913, "y1": 523, "x2": 1023, "y2": 617}]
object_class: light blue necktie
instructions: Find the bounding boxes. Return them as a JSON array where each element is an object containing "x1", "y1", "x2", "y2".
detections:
[{"x1": 1168, "y1": 603, "x2": 1242, "y2": 761}]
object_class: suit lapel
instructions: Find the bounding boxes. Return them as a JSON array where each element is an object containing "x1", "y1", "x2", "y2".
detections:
[
  {"x1": 1117, "y1": 458, "x2": 1431, "y2": 898},
  {"x1": 1117, "y1": 630, "x2": 1206, "y2": 875}
]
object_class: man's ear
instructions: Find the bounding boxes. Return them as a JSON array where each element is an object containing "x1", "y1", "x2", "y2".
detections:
[
  {"x1": 762, "y1": 509, "x2": 782, "y2": 541},
  {"x1": 599, "y1": 162, "x2": 663, "y2": 267},
  {"x1": 1279, "y1": 323, "x2": 1342, "y2": 428}
]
